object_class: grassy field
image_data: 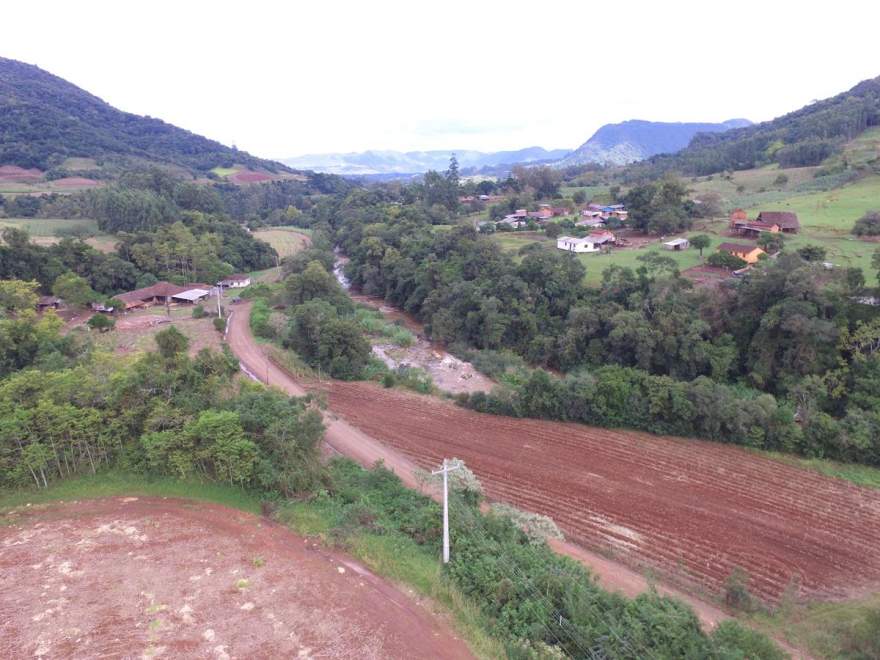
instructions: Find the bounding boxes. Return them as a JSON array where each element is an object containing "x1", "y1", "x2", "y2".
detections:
[
  {"x1": 252, "y1": 226, "x2": 311, "y2": 258},
  {"x1": 209, "y1": 165, "x2": 239, "y2": 178},
  {"x1": 494, "y1": 230, "x2": 708, "y2": 286},
  {"x1": 1, "y1": 217, "x2": 118, "y2": 253},
  {"x1": 747, "y1": 594, "x2": 880, "y2": 660},
  {"x1": 0, "y1": 217, "x2": 100, "y2": 236}
]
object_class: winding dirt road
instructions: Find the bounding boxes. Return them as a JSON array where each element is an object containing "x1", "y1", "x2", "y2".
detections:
[{"x1": 226, "y1": 302, "x2": 732, "y2": 629}]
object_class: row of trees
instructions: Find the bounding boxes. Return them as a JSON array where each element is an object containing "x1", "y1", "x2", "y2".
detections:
[{"x1": 0, "y1": 320, "x2": 324, "y2": 493}]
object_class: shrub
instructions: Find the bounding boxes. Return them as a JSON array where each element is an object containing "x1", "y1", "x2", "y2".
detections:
[
  {"x1": 723, "y1": 567, "x2": 755, "y2": 612},
  {"x1": 192, "y1": 304, "x2": 206, "y2": 319},
  {"x1": 87, "y1": 313, "x2": 115, "y2": 333},
  {"x1": 213, "y1": 316, "x2": 227, "y2": 333},
  {"x1": 853, "y1": 210, "x2": 880, "y2": 236},
  {"x1": 249, "y1": 298, "x2": 273, "y2": 338},
  {"x1": 710, "y1": 620, "x2": 787, "y2": 659}
]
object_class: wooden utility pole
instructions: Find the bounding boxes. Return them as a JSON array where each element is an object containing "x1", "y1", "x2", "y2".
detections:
[{"x1": 432, "y1": 459, "x2": 461, "y2": 564}]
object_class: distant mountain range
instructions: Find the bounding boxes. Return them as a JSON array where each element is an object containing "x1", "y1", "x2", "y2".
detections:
[
  {"x1": 557, "y1": 118, "x2": 753, "y2": 167},
  {"x1": 0, "y1": 56, "x2": 291, "y2": 174},
  {"x1": 284, "y1": 119, "x2": 753, "y2": 178},
  {"x1": 282, "y1": 147, "x2": 571, "y2": 177}
]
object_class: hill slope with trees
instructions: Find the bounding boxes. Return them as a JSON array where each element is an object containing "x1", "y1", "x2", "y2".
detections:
[
  {"x1": 0, "y1": 56, "x2": 290, "y2": 174},
  {"x1": 625, "y1": 74, "x2": 880, "y2": 178}
]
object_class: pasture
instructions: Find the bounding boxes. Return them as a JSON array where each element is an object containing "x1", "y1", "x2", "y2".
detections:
[{"x1": 252, "y1": 226, "x2": 311, "y2": 258}]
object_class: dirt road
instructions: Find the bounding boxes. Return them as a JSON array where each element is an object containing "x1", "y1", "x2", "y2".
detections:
[
  {"x1": 0, "y1": 497, "x2": 473, "y2": 659},
  {"x1": 226, "y1": 303, "x2": 732, "y2": 630}
]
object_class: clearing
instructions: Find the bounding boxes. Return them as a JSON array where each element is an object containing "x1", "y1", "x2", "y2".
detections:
[
  {"x1": 252, "y1": 226, "x2": 311, "y2": 258},
  {"x1": 0, "y1": 497, "x2": 473, "y2": 660}
]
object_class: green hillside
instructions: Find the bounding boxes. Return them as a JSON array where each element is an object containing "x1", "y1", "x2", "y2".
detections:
[
  {"x1": 626, "y1": 74, "x2": 880, "y2": 178},
  {"x1": 0, "y1": 56, "x2": 290, "y2": 174}
]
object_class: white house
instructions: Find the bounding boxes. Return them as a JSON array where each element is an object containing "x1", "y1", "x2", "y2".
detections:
[
  {"x1": 219, "y1": 274, "x2": 252, "y2": 288},
  {"x1": 557, "y1": 236, "x2": 601, "y2": 253}
]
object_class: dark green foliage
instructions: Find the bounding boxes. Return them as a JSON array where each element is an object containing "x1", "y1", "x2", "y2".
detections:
[
  {"x1": 797, "y1": 245, "x2": 827, "y2": 262},
  {"x1": 623, "y1": 177, "x2": 693, "y2": 234},
  {"x1": 249, "y1": 298, "x2": 273, "y2": 338},
  {"x1": 707, "y1": 252, "x2": 748, "y2": 269},
  {"x1": 624, "y1": 75, "x2": 880, "y2": 177},
  {"x1": 213, "y1": 316, "x2": 227, "y2": 333},
  {"x1": 852, "y1": 210, "x2": 880, "y2": 236},
  {"x1": 154, "y1": 326, "x2": 189, "y2": 359},
  {"x1": 284, "y1": 301, "x2": 371, "y2": 379},
  {"x1": 0, "y1": 56, "x2": 289, "y2": 173},
  {"x1": 710, "y1": 621, "x2": 787, "y2": 660},
  {"x1": 86, "y1": 313, "x2": 114, "y2": 332},
  {"x1": 319, "y1": 460, "x2": 781, "y2": 659},
  {"x1": 192, "y1": 304, "x2": 207, "y2": 319}
]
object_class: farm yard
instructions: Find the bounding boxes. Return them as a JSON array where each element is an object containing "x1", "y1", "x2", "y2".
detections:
[
  {"x1": 317, "y1": 379, "x2": 880, "y2": 606},
  {"x1": 0, "y1": 497, "x2": 472, "y2": 660}
]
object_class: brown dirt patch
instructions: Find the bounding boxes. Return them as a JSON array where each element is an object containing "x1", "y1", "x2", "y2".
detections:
[
  {"x1": 319, "y1": 381, "x2": 880, "y2": 606},
  {"x1": 0, "y1": 497, "x2": 473, "y2": 660},
  {"x1": 681, "y1": 264, "x2": 732, "y2": 288},
  {"x1": 0, "y1": 165, "x2": 43, "y2": 183},
  {"x1": 230, "y1": 170, "x2": 273, "y2": 184}
]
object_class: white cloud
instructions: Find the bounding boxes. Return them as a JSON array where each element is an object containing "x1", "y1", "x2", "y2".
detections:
[{"x1": 3, "y1": 0, "x2": 879, "y2": 158}]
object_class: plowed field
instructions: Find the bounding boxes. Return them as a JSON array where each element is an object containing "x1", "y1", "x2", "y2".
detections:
[{"x1": 323, "y1": 380, "x2": 880, "y2": 604}]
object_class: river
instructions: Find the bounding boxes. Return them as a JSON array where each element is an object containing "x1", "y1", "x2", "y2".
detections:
[{"x1": 333, "y1": 255, "x2": 493, "y2": 395}]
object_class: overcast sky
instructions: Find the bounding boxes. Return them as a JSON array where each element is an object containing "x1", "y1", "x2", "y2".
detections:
[{"x1": 5, "y1": 1, "x2": 880, "y2": 159}]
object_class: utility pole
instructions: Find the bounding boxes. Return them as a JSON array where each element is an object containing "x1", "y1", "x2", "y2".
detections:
[
  {"x1": 431, "y1": 459, "x2": 461, "y2": 564},
  {"x1": 216, "y1": 285, "x2": 222, "y2": 319}
]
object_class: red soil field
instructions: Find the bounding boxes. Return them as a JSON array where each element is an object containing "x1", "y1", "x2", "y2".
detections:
[
  {"x1": 230, "y1": 169, "x2": 273, "y2": 184},
  {"x1": 321, "y1": 380, "x2": 880, "y2": 604},
  {"x1": 0, "y1": 497, "x2": 473, "y2": 659},
  {"x1": 0, "y1": 165, "x2": 43, "y2": 183}
]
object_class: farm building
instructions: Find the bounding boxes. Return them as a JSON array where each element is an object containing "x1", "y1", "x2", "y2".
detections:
[
  {"x1": 117, "y1": 282, "x2": 215, "y2": 310},
  {"x1": 663, "y1": 238, "x2": 690, "y2": 251},
  {"x1": 36, "y1": 296, "x2": 62, "y2": 311},
  {"x1": 733, "y1": 220, "x2": 781, "y2": 237},
  {"x1": 557, "y1": 232, "x2": 614, "y2": 254},
  {"x1": 557, "y1": 236, "x2": 600, "y2": 253},
  {"x1": 576, "y1": 216, "x2": 606, "y2": 228},
  {"x1": 717, "y1": 242, "x2": 766, "y2": 264},
  {"x1": 756, "y1": 211, "x2": 799, "y2": 233},
  {"x1": 218, "y1": 274, "x2": 252, "y2": 289},
  {"x1": 729, "y1": 209, "x2": 749, "y2": 226}
]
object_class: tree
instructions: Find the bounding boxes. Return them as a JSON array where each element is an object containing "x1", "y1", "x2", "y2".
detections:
[
  {"x1": 853, "y1": 210, "x2": 880, "y2": 236},
  {"x1": 797, "y1": 245, "x2": 827, "y2": 262},
  {"x1": 757, "y1": 232, "x2": 785, "y2": 254},
  {"x1": 690, "y1": 235, "x2": 711, "y2": 258},
  {"x1": 773, "y1": 173, "x2": 789, "y2": 186},
  {"x1": 0, "y1": 279, "x2": 39, "y2": 315},
  {"x1": 52, "y1": 272, "x2": 97, "y2": 308},
  {"x1": 572, "y1": 190, "x2": 587, "y2": 205},
  {"x1": 87, "y1": 313, "x2": 115, "y2": 333},
  {"x1": 707, "y1": 252, "x2": 747, "y2": 270},
  {"x1": 544, "y1": 223, "x2": 562, "y2": 239},
  {"x1": 154, "y1": 325, "x2": 189, "y2": 359}
]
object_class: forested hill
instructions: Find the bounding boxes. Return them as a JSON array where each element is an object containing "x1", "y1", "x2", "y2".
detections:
[
  {"x1": 558, "y1": 119, "x2": 751, "y2": 167},
  {"x1": 0, "y1": 56, "x2": 291, "y2": 174},
  {"x1": 626, "y1": 74, "x2": 880, "y2": 178}
]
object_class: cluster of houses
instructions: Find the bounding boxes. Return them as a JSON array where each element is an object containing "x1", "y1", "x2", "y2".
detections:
[
  {"x1": 497, "y1": 203, "x2": 572, "y2": 229},
  {"x1": 576, "y1": 204, "x2": 629, "y2": 229},
  {"x1": 729, "y1": 209, "x2": 800, "y2": 236}
]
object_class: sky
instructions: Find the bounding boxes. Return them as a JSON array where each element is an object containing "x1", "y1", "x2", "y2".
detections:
[{"x1": 4, "y1": 1, "x2": 880, "y2": 159}]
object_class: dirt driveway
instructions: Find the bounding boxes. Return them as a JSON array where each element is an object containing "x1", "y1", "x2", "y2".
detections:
[{"x1": 0, "y1": 497, "x2": 473, "y2": 660}]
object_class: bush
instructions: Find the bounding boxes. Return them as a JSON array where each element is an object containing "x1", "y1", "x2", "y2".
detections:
[
  {"x1": 853, "y1": 210, "x2": 880, "y2": 236},
  {"x1": 87, "y1": 313, "x2": 115, "y2": 333},
  {"x1": 213, "y1": 316, "x2": 227, "y2": 333},
  {"x1": 249, "y1": 298, "x2": 273, "y2": 338},
  {"x1": 710, "y1": 620, "x2": 787, "y2": 659},
  {"x1": 192, "y1": 304, "x2": 207, "y2": 319},
  {"x1": 723, "y1": 568, "x2": 755, "y2": 612}
]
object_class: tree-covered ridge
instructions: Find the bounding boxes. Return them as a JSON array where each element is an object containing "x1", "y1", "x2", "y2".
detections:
[
  {"x1": 626, "y1": 74, "x2": 880, "y2": 178},
  {"x1": 0, "y1": 56, "x2": 290, "y2": 173}
]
